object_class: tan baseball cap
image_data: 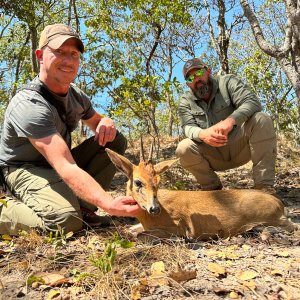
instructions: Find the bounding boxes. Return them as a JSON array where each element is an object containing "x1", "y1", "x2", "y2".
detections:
[
  {"x1": 38, "y1": 23, "x2": 84, "y2": 53},
  {"x1": 183, "y1": 58, "x2": 206, "y2": 79}
]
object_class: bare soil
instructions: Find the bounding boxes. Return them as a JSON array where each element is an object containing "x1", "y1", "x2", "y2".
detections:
[{"x1": 0, "y1": 136, "x2": 299, "y2": 300}]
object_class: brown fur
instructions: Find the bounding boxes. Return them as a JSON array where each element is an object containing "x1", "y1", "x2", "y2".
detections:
[{"x1": 106, "y1": 148, "x2": 297, "y2": 240}]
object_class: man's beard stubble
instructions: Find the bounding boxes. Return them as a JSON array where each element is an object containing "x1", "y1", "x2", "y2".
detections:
[{"x1": 193, "y1": 78, "x2": 213, "y2": 100}]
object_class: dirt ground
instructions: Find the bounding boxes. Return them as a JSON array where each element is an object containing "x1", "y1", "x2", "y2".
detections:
[{"x1": 0, "y1": 136, "x2": 299, "y2": 300}]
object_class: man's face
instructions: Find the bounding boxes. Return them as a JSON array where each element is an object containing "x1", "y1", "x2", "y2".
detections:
[
  {"x1": 38, "y1": 38, "x2": 81, "y2": 87},
  {"x1": 186, "y1": 68, "x2": 212, "y2": 100}
]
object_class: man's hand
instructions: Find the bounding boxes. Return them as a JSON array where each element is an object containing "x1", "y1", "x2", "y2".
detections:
[
  {"x1": 199, "y1": 117, "x2": 236, "y2": 147},
  {"x1": 214, "y1": 117, "x2": 236, "y2": 137},
  {"x1": 199, "y1": 127, "x2": 227, "y2": 147},
  {"x1": 105, "y1": 195, "x2": 142, "y2": 217},
  {"x1": 94, "y1": 117, "x2": 117, "y2": 146}
]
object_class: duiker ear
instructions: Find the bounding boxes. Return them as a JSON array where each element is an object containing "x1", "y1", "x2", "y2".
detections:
[
  {"x1": 154, "y1": 159, "x2": 179, "y2": 174},
  {"x1": 105, "y1": 148, "x2": 134, "y2": 178}
]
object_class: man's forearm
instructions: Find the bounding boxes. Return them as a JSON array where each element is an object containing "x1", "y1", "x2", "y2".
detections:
[{"x1": 58, "y1": 163, "x2": 112, "y2": 211}]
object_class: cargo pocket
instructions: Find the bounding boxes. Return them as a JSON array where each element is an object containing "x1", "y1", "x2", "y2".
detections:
[{"x1": 6, "y1": 165, "x2": 81, "y2": 231}]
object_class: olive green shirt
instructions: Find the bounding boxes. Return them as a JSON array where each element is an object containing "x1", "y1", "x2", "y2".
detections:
[{"x1": 178, "y1": 74, "x2": 262, "y2": 142}]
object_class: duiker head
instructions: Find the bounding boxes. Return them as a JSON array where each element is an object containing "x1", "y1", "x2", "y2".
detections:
[{"x1": 105, "y1": 148, "x2": 178, "y2": 215}]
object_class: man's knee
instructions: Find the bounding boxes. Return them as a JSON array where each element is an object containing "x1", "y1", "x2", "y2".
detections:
[
  {"x1": 46, "y1": 209, "x2": 83, "y2": 233},
  {"x1": 246, "y1": 112, "x2": 276, "y2": 145},
  {"x1": 108, "y1": 131, "x2": 127, "y2": 155},
  {"x1": 249, "y1": 112, "x2": 275, "y2": 133},
  {"x1": 175, "y1": 138, "x2": 197, "y2": 158}
]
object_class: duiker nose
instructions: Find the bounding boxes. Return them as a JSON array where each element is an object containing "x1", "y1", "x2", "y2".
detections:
[{"x1": 149, "y1": 206, "x2": 161, "y2": 215}]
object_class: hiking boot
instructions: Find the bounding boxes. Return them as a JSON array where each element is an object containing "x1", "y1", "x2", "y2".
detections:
[
  {"x1": 253, "y1": 184, "x2": 276, "y2": 195},
  {"x1": 80, "y1": 207, "x2": 111, "y2": 227}
]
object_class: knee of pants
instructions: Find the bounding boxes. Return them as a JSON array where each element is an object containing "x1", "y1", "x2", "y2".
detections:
[
  {"x1": 175, "y1": 138, "x2": 198, "y2": 158},
  {"x1": 249, "y1": 112, "x2": 275, "y2": 131},
  {"x1": 246, "y1": 112, "x2": 276, "y2": 143},
  {"x1": 46, "y1": 209, "x2": 83, "y2": 234},
  {"x1": 108, "y1": 131, "x2": 127, "y2": 155}
]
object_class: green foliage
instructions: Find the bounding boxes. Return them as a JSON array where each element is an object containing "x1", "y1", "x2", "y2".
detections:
[
  {"x1": 1, "y1": 234, "x2": 12, "y2": 244},
  {"x1": 230, "y1": 41, "x2": 296, "y2": 134},
  {"x1": 79, "y1": 0, "x2": 203, "y2": 136},
  {"x1": 44, "y1": 226, "x2": 73, "y2": 247},
  {"x1": 26, "y1": 274, "x2": 45, "y2": 286},
  {"x1": 89, "y1": 232, "x2": 134, "y2": 274},
  {"x1": 170, "y1": 181, "x2": 187, "y2": 191},
  {"x1": 0, "y1": 199, "x2": 7, "y2": 206},
  {"x1": 0, "y1": 0, "x2": 298, "y2": 140},
  {"x1": 90, "y1": 242, "x2": 117, "y2": 274},
  {"x1": 70, "y1": 269, "x2": 93, "y2": 283},
  {"x1": 111, "y1": 232, "x2": 135, "y2": 248}
]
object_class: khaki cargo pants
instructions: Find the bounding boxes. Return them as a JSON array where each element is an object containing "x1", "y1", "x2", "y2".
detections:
[
  {"x1": 0, "y1": 132, "x2": 127, "y2": 235},
  {"x1": 175, "y1": 112, "x2": 277, "y2": 190}
]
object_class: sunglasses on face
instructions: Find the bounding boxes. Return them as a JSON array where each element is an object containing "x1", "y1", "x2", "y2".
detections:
[{"x1": 185, "y1": 69, "x2": 205, "y2": 84}]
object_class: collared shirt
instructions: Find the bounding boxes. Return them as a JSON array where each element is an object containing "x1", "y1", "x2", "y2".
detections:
[{"x1": 178, "y1": 74, "x2": 262, "y2": 142}]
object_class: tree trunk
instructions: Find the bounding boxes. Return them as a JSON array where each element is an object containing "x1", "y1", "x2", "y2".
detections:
[
  {"x1": 204, "y1": 0, "x2": 231, "y2": 74},
  {"x1": 29, "y1": 26, "x2": 38, "y2": 74},
  {"x1": 240, "y1": 0, "x2": 300, "y2": 126}
]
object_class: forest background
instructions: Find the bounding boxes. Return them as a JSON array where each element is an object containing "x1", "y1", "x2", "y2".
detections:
[
  {"x1": 0, "y1": 0, "x2": 299, "y2": 150},
  {"x1": 1, "y1": 2, "x2": 300, "y2": 299}
]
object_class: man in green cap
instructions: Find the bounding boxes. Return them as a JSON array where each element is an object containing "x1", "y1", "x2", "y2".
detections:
[
  {"x1": 0, "y1": 24, "x2": 141, "y2": 235},
  {"x1": 176, "y1": 57, "x2": 277, "y2": 192}
]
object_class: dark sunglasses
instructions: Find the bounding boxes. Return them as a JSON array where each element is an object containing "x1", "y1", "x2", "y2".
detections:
[{"x1": 185, "y1": 69, "x2": 205, "y2": 84}]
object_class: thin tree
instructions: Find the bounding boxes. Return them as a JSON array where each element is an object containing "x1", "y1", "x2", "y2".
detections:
[{"x1": 240, "y1": 0, "x2": 300, "y2": 130}]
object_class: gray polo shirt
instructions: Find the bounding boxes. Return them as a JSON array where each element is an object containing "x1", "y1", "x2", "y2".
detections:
[
  {"x1": 178, "y1": 74, "x2": 262, "y2": 142},
  {"x1": 0, "y1": 77, "x2": 95, "y2": 166}
]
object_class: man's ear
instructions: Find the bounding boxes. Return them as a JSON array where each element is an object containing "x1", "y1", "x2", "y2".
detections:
[
  {"x1": 35, "y1": 49, "x2": 43, "y2": 61},
  {"x1": 186, "y1": 82, "x2": 191, "y2": 88},
  {"x1": 206, "y1": 68, "x2": 212, "y2": 75}
]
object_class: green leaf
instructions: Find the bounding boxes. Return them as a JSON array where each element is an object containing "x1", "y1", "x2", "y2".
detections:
[
  {"x1": 26, "y1": 274, "x2": 45, "y2": 286},
  {"x1": 0, "y1": 199, "x2": 7, "y2": 207}
]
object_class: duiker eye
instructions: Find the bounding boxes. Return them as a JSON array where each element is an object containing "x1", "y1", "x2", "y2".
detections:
[{"x1": 134, "y1": 179, "x2": 143, "y2": 188}]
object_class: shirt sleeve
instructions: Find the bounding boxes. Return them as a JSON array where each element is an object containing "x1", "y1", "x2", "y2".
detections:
[
  {"x1": 225, "y1": 75, "x2": 262, "y2": 125},
  {"x1": 9, "y1": 96, "x2": 57, "y2": 139},
  {"x1": 178, "y1": 95, "x2": 204, "y2": 142}
]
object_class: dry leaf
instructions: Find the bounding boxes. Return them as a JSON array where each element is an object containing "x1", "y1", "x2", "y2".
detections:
[
  {"x1": 237, "y1": 270, "x2": 259, "y2": 281},
  {"x1": 168, "y1": 265, "x2": 196, "y2": 283},
  {"x1": 146, "y1": 276, "x2": 168, "y2": 286},
  {"x1": 243, "y1": 280, "x2": 257, "y2": 290},
  {"x1": 47, "y1": 289, "x2": 60, "y2": 300},
  {"x1": 205, "y1": 249, "x2": 239, "y2": 260},
  {"x1": 36, "y1": 272, "x2": 69, "y2": 286},
  {"x1": 229, "y1": 291, "x2": 239, "y2": 299},
  {"x1": 207, "y1": 262, "x2": 226, "y2": 276},
  {"x1": 275, "y1": 251, "x2": 290, "y2": 257},
  {"x1": 147, "y1": 261, "x2": 168, "y2": 286},
  {"x1": 150, "y1": 261, "x2": 165, "y2": 275},
  {"x1": 271, "y1": 269, "x2": 284, "y2": 276}
]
